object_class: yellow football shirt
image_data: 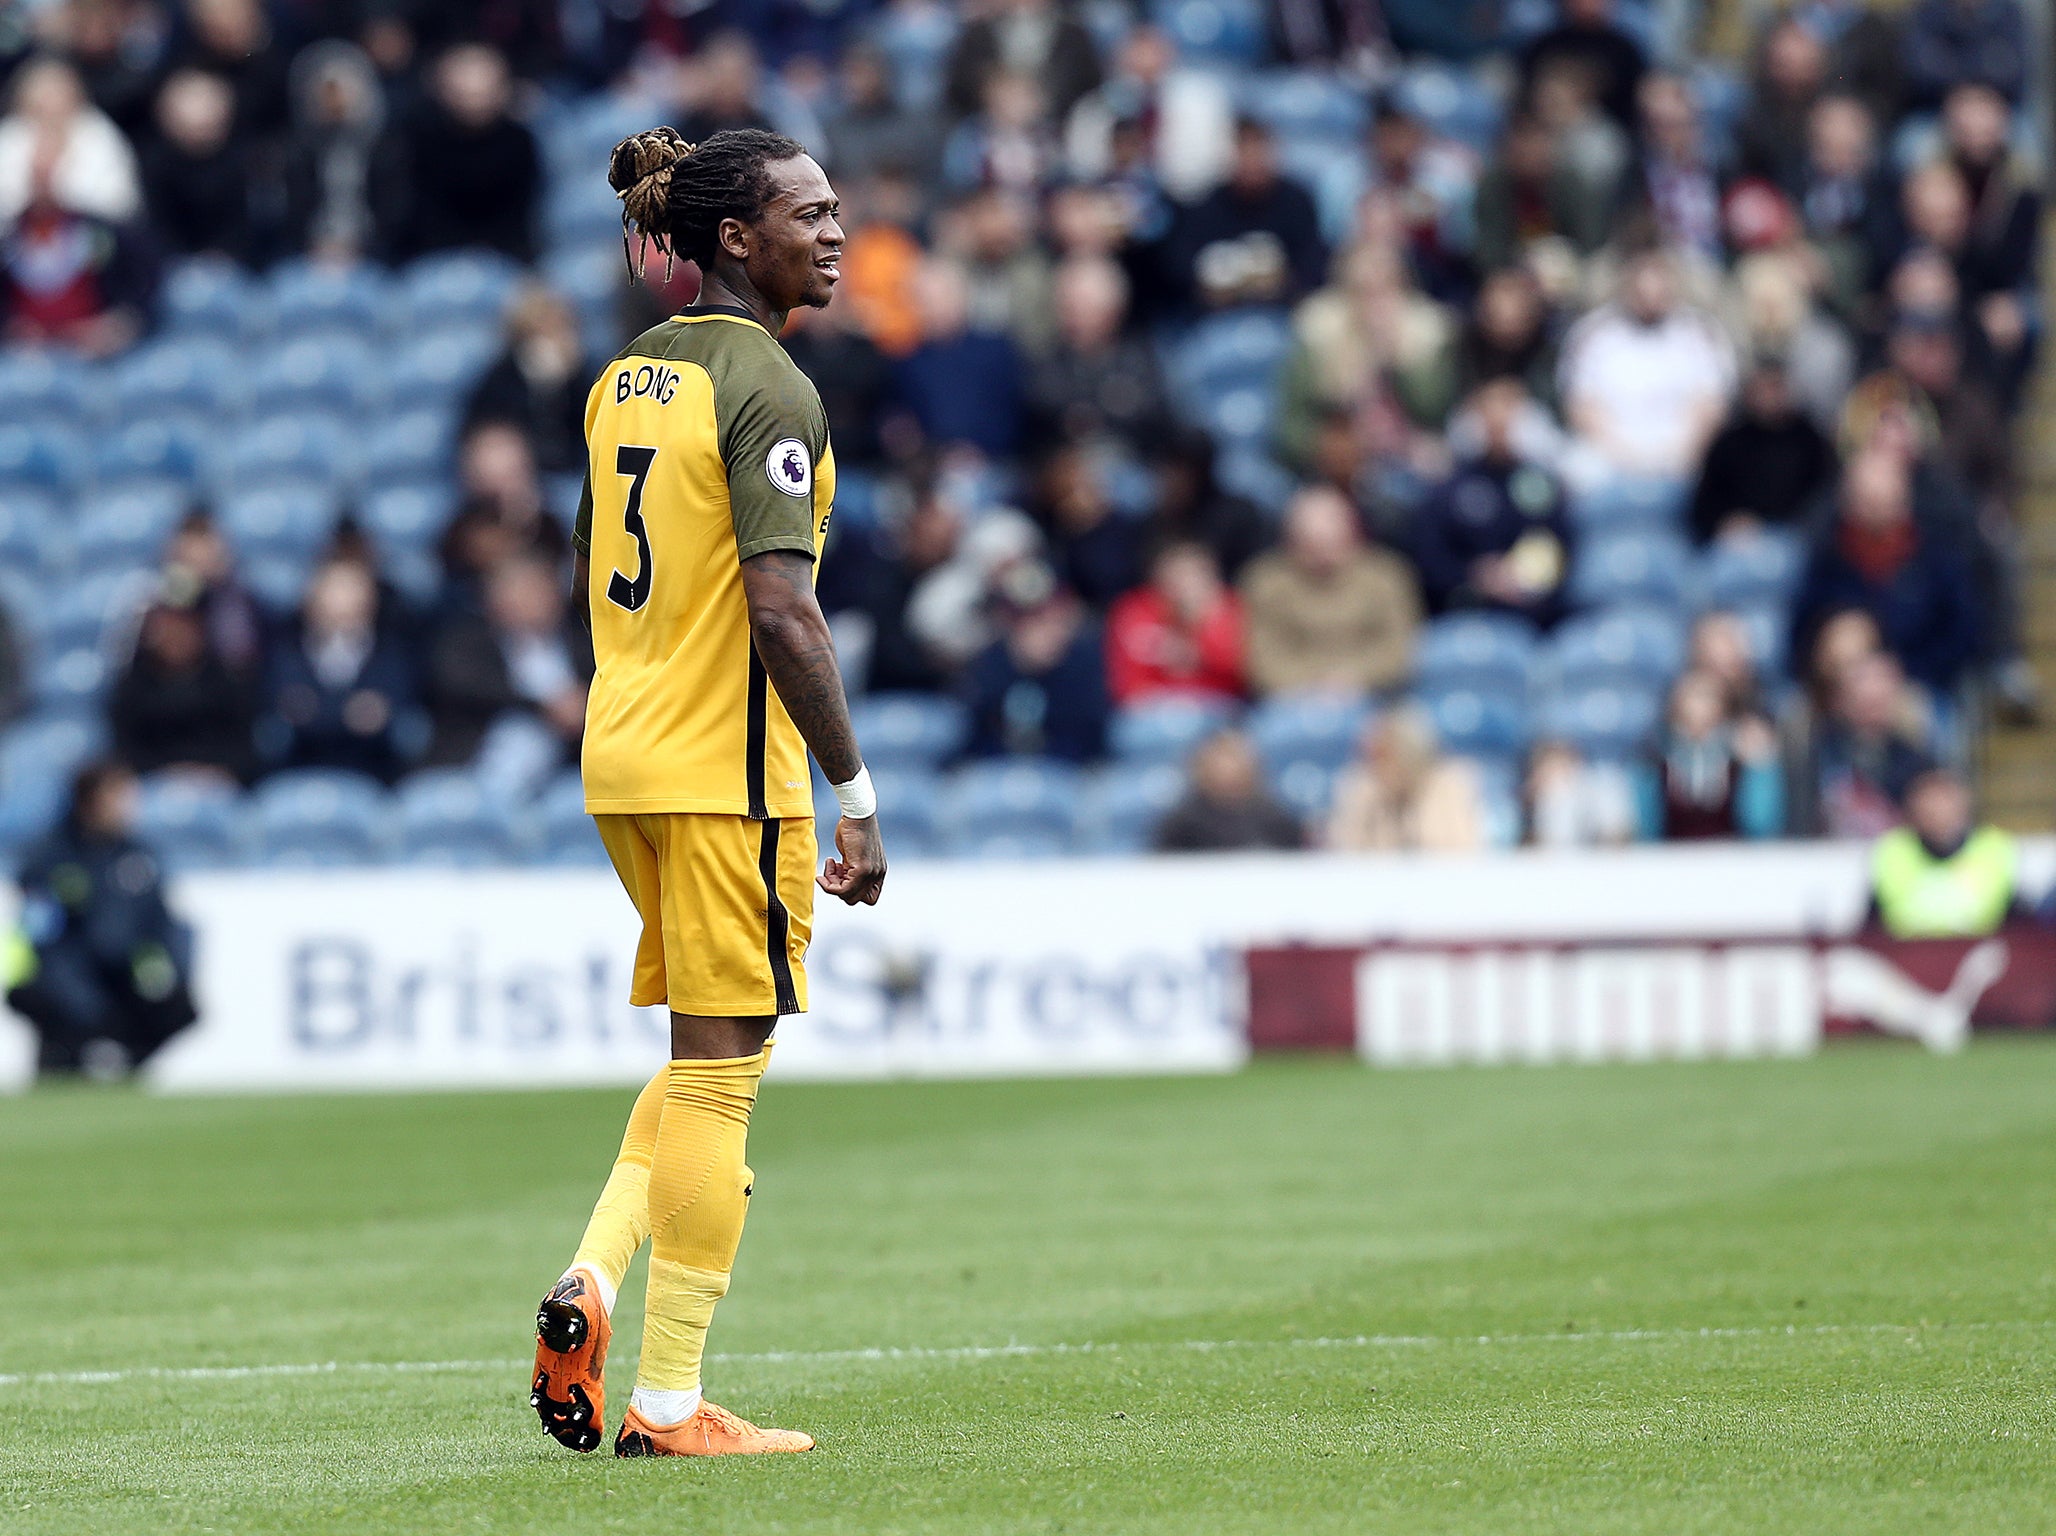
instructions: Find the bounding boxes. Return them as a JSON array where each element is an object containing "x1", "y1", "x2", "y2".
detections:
[{"x1": 574, "y1": 306, "x2": 836, "y2": 819}]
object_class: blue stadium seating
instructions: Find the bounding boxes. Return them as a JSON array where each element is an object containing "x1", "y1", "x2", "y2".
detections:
[
  {"x1": 1169, "y1": 311, "x2": 1292, "y2": 421},
  {"x1": 249, "y1": 335, "x2": 384, "y2": 416},
  {"x1": 1248, "y1": 692, "x2": 1372, "y2": 775},
  {"x1": 161, "y1": 257, "x2": 267, "y2": 340},
  {"x1": 249, "y1": 770, "x2": 391, "y2": 866},
  {"x1": 870, "y1": 765, "x2": 941, "y2": 844},
  {"x1": 361, "y1": 480, "x2": 457, "y2": 556},
  {"x1": 94, "y1": 414, "x2": 213, "y2": 488},
  {"x1": 387, "y1": 326, "x2": 501, "y2": 411},
  {"x1": 0, "y1": 715, "x2": 106, "y2": 849},
  {"x1": 1414, "y1": 613, "x2": 1539, "y2": 695},
  {"x1": 0, "y1": 349, "x2": 90, "y2": 422},
  {"x1": 1537, "y1": 682, "x2": 1663, "y2": 761},
  {"x1": 951, "y1": 826, "x2": 1074, "y2": 860},
  {"x1": 401, "y1": 252, "x2": 521, "y2": 330},
  {"x1": 218, "y1": 482, "x2": 344, "y2": 563},
  {"x1": 1569, "y1": 531, "x2": 1693, "y2": 610},
  {"x1": 1700, "y1": 530, "x2": 1805, "y2": 610},
  {"x1": 1152, "y1": 0, "x2": 1266, "y2": 64},
  {"x1": 242, "y1": 554, "x2": 318, "y2": 613},
  {"x1": 1546, "y1": 606, "x2": 1686, "y2": 691},
  {"x1": 73, "y1": 482, "x2": 190, "y2": 572},
  {"x1": 533, "y1": 770, "x2": 608, "y2": 865},
  {"x1": 1271, "y1": 758, "x2": 1336, "y2": 827},
  {"x1": 365, "y1": 409, "x2": 454, "y2": 488},
  {"x1": 111, "y1": 336, "x2": 248, "y2": 419},
  {"x1": 1422, "y1": 685, "x2": 1530, "y2": 758},
  {"x1": 0, "y1": 422, "x2": 88, "y2": 493},
  {"x1": 939, "y1": 759, "x2": 1084, "y2": 849},
  {"x1": 268, "y1": 259, "x2": 393, "y2": 337},
  {"x1": 37, "y1": 568, "x2": 153, "y2": 655},
  {"x1": 848, "y1": 693, "x2": 967, "y2": 770},
  {"x1": 135, "y1": 773, "x2": 245, "y2": 869},
  {"x1": 1239, "y1": 71, "x2": 1371, "y2": 140},
  {"x1": 1213, "y1": 446, "x2": 1296, "y2": 515},
  {"x1": 393, "y1": 769, "x2": 522, "y2": 866},
  {"x1": 218, "y1": 414, "x2": 358, "y2": 492},
  {"x1": 1730, "y1": 599, "x2": 1792, "y2": 682},
  {"x1": 543, "y1": 176, "x2": 626, "y2": 251},
  {"x1": 1390, "y1": 61, "x2": 1505, "y2": 153},
  {"x1": 1108, "y1": 696, "x2": 1237, "y2": 767},
  {"x1": 1077, "y1": 761, "x2": 1185, "y2": 852},
  {"x1": 0, "y1": 488, "x2": 56, "y2": 575},
  {"x1": 1568, "y1": 477, "x2": 1689, "y2": 533},
  {"x1": 29, "y1": 647, "x2": 114, "y2": 719}
]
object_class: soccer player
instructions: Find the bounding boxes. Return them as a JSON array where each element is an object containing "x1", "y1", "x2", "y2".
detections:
[{"x1": 528, "y1": 125, "x2": 885, "y2": 1459}]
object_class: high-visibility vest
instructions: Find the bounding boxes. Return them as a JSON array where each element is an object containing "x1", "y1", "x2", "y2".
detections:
[{"x1": 1870, "y1": 825, "x2": 2018, "y2": 939}]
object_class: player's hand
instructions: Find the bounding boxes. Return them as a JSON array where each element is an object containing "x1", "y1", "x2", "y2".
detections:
[{"x1": 819, "y1": 815, "x2": 886, "y2": 906}]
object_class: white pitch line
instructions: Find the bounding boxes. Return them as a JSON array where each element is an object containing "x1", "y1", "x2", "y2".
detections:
[{"x1": 3, "y1": 1319, "x2": 2047, "y2": 1391}]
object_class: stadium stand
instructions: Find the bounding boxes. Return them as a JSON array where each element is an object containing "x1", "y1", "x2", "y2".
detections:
[{"x1": 0, "y1": 0, "x2": 2043, "y2": 868}]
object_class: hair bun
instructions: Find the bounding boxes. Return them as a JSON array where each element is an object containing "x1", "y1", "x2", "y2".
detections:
[{"x1": 609, "y1": 126, "x2": 694, "y2": 279}]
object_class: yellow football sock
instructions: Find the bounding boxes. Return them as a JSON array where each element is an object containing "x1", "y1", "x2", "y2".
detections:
[
  {"x1": 636, "y1": 1050, "x2": 765, "y2": 1395},
  {"x1": 568, "y1": 1065, "x2": 667, "y2": 1305}
]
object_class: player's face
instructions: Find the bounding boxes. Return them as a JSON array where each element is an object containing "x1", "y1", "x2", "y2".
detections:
[{"x1": 748, "y1": 154, "x2": 843, "y2": 312}]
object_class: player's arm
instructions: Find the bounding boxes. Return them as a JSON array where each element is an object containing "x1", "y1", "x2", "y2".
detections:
[
  {"x1": 740, "y1": 551, "x2": 885, "y2": 906},
  {"x1": 570, "y1": 465, "x2": 594, "y2": 636}
]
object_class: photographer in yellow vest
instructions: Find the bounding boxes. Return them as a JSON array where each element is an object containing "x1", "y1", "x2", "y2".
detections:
[{"x1": 1866, "y1": 767, "x2": 2028, "y2": 939}]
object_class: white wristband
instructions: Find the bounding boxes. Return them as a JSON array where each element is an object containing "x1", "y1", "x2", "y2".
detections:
[{"x1": 832, "y1": 765, "x2": 877, "y2": 820}]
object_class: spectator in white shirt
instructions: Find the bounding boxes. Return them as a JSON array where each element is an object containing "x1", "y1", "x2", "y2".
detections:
[
  {"x1": 1558, "y1": 248, "x2": 1736, "y2": 479},
  {"x1": 0, "y1": 57, "x2": 141, "y2": 224}
]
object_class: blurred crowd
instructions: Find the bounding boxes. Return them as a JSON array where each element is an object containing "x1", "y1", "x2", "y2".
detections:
[{"x1": 0, "y1": 0, "x2": 2044, "y2": 871}]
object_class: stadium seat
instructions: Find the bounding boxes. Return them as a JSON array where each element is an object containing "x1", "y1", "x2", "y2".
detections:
[
  {"x1": 1730, "y1": 600, "x2": 1792, "y2": 682},
  {"x1": 1568, "y1": 531, "x2": 1693, "y2": 611},
  {"x1": 218, "y1": 482, "x2": 344, "y2": 563},
  {"x1": 248, "y1": 334, "x2": 383, "y2": 416},
  {"x1": 1248, "y1": 693, "x2": 1373, "y2": 776},
  {"x1": 94, "y1": 414, "x2": 213, "y2": 488},
  {"x1": 400, "y1": 251, "x2": 521, "y2": 330},
  {"x1": 37, "y1": 566, "x2": 152, "y2": 656},
  {"x1": 1537, "y1": 682, "x2": 1662, "y2": 761},
  {"x1": 1200, "y1": 383, "x2": 1275, "y2": 449},
  {"x1": 361, "y1": 480, "x2": 457, "y2": 556},
  {"x1": 217, "y1": 414, "x2": 358, "y2": 492},
  {"x1": 393, "y1": 768, "x2": 523, "y2": 866},
  {"x1": 73, "y1": 481, "x2": 191, "y2": 571},
  {"x1": 541, "y1": 244, "x2": 620, "y2": 314},
  {"x1": 0, "y1": 422, "x2": 88, "y2": 492},
  {"x1": 0, "y1": 348, "x2": 90, "y2": 423},
  {"x1": 1151, "y1": 0, "x2": 1266, "y2": 64},
  {"x1": 135, "y1": 773, "x2": 245, "y2": 869},
  {"x1": 364, "y1": 409, "x2": 454, "y2": 488},
  {"x1": 1076, "y1": 761, "x2": 1185, "y2": 853},
  {"x1": 161, "y1": 256, "x2": 268, "y2": 340},
  {"x1": 0, "y1": 488, "x2": 56, "y2": 575},
  {"x1": 1390, "y1": 60, "x2": 1505, "y2": 153},
  {"x1": 1413, "y1": 613, "x2": 1540, "y2": 696},
  {"x1": 939, "y1": 759, "x2": 1084, "y2": 849},
  {"x1": 387, "y1": 326, "x2": 502, "y2": 411},
  {"x1": 0, "y1": 714, "x2": 107, "y2": 821},
  {"x1": 533, "y1": 770, "x2": 609, "y2": 865},
  {"x1": 1422, "y1": 685, "x2": 1530, "y2": 758},
  {"x1": 1700, "y1": 530, "x2": 1804, "y2": 610},
  {"x1": 1271, "y1": 758, "x2": 1336, "y2": 826},
  {"x1": 1108, "y1": 696, "x2": 1237, "y2": 768},
  {"x1": 1546, "y1": 607, "x2": 1686, "y2": 691},
  {"x1": 249, "y1": 770, "x2": 392, "y2": 866},
  {"x1": 1568, "y1": 477, "x2": 1689, "y2": 533},
  {"x1": 1238, "y1": 70, "x2": 1370, "y2": 140},
  {"x1": 1213, "y1": 446, "x2": 1296, "y2": 515},
  {"x1": 30, "y1": 646, "x2": 114, "y2": 717},
  {"x1": 242, "y1": 553, "x2": 317, "y2": 613},
  {"x1": 848, "y1": 693, "x2": 968, "y2": 770},
  {"x1": 111, "y1": 336, "x2": 248, "y2": 419},
  {"x1": 1168, "y1": 311, "x2": 1292, "y2": 420},
  {"x1": 952, "y1": 826, "x2": 1073, "y2": 860},
  {"x1": 869, "y1": 765, "x2": 941, "y2": 844},
  {"x1": 268, "y1": 258, "x2": 393, "y2": 337},
  {"x1": 543, "y1": 176, "x2": 627, "y2": 251}
]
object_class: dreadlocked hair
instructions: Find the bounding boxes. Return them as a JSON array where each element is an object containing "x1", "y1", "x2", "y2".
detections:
[{"x1": 608, "y1": 125, "x2": 806, "y2": 282}]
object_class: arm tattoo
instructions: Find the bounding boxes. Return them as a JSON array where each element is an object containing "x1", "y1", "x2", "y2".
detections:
[{"x1": 743, "y1": 550, "x2": 863, "y2": 785}]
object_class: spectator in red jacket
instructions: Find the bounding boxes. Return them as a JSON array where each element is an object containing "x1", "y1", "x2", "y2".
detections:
[{"x1": 1106, "y1": 539, "x2": 1245, "y2": 706}]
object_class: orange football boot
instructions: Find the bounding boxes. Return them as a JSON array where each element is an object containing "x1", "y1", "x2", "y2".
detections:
[
  {"x1": 530, "y1": 1270, "x2": 611, "y2": 1452},
  {"x1": 614, "y1": 1399, "x2": 816, "y2": 1456}
]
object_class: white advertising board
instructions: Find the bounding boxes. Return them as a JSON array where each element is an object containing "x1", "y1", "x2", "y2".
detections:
[{"x1": 0, "y1": 839, "x2": 2047, "y2": 1094}]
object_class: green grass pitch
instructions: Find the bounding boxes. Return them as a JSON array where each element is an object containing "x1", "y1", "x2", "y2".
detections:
[{"x1": 3, "y1": 1045, "x2": 2055, "y2": 1534}]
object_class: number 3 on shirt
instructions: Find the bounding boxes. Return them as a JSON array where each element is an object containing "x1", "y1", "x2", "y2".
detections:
[{"x1": 607, "y1": 444, "x2": 658, "y2": 612}]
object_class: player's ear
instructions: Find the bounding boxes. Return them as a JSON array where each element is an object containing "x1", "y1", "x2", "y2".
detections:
[{"x1": 717, "y1": 216, "x2": 750, "y2": 262}]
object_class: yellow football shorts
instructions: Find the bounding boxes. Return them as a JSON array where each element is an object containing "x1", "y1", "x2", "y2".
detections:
[{"x1": 594, "y1": 813, "x2": 815, "y2": 1018}]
